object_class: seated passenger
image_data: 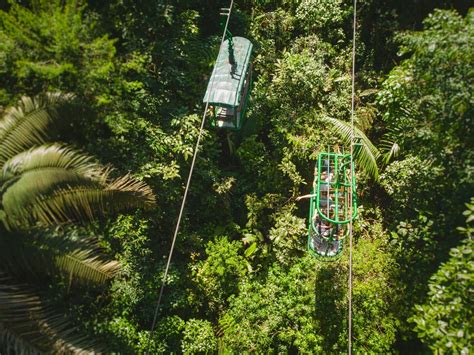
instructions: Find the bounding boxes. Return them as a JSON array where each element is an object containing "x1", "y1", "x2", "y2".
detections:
[
  {"x1": 320, "y1": 170, "x2": 334, "y2": 181},
  {"x1": 310, "y1": 234, "x2": 340, "y2": 257},
  {"x1": 319, "y1": 198, "x2": 335, "y2": 209},
  {"x1": 312, "y1": 216, "x2": 333, "y2": 239},
  {"x1": 326, "y1": 239, "x2": 340, "y2": 256}
]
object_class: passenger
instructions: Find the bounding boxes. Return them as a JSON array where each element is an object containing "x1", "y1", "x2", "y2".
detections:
[
  {"x1": 311, "y1": 231, "x2": 340, "y2": 257},
  {"x1": 328, "y1": 204, "x2": 338, "y2": 220},
  {"x1": 311, "y1": 234, "x2": 328, "y2": 252},
  {"x1": 312, "y1": 216, "x2": 333, "y2": 239},
  {"x1": 320, "y1": 170, "x2": 327, "y2": 180},
  {"x1": 319, "y1": 198, "x2": 335, "y2": 208},
  {"x1": 327, "y1": 240, "x2": 339, "y2": 256},
  {"x1": 311, "y1": 235, "x2": 322, "y2": 250},
  {"x1": 321, "y1": 223, "x2": 331, "y2": 238},
  {"x1": 320, "y1": 170, "x2": 334, "y2": 183},
  {"x1": 336, "y1": 226, "x2": 346, "y2": 239},
  {"x1": 207, "y1": 105, "x2": 215, "y2": 117}
]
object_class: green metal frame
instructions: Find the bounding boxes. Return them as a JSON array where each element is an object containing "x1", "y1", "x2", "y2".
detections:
[
  {"x1": 315, "y1": 152, "x2": 357, "y2": 224},
  {"x1": 306, "y1": 151, "x2": 357, "y2": 260},
  {"x1": 307, "y1": 195, "x2": 345, "y2": 260}
]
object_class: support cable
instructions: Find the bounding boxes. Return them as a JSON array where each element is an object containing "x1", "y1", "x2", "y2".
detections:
[
  {"x1": 145, "y1": 1, "x2": 234, "y2": 353},
  {"x1": 348, "y1": 0, "x2": 357, "y2": 354}
]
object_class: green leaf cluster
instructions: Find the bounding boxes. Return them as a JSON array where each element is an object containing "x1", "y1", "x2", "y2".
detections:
[{"x1": 411, "y1": 201, "x2": 474, "y2": 353}]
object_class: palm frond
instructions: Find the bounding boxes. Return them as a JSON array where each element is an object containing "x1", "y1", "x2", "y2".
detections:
[
  {"x1": 106, "y1": 173, "x2": 154, "y2": 194},
  {"x1": 1, "y1": 144, "x2": 107, "y2": 183},
  {"x1": 317, "y1": 115, "x2": 380, "y2": 180},
  {"x1": 0, "y1": 93, "x2": 74, "y2": 165},
  {"x1": 1, "y1": 323, "x2": 39, "y2": 355},
  {"x1": 379, "y1": 140, "x2": 400, "y2": 166},
  {"x1": 378, "y1": 126, "x2": 402, "y2": 166},
  {"x1": 56, "y1": 249, "x2": 120, "y2": 286},
  {"x1": 0, "y1": 234, "x2": 120, "y2": 287},
  {"x1": 5, "y1": 176, "x2": 155, "y2": 229},
  {"x1": 2, "y1": 168, "x2": 101, "y2": 224},
  {"x1": 0, "y1": 275, "x2": 102, "y2": 353},
  {"x1": 0, "y1": 143, "x2": 154, "y2": 230}
]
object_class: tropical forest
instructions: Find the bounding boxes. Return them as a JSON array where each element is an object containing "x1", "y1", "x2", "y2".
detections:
[{"x1": 0, "y1": 0, "x2": 472, "y2": 353}]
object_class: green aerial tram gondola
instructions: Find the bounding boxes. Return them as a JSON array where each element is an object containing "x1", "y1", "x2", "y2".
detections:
[
  {"x1": 300, "y1": 150, "x2": 357, "y2": 260},
  {"x1": 203, "y1": 27, "x2": 253, "y2": 130}
]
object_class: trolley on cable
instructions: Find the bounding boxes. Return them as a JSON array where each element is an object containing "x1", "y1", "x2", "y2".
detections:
[
  {"x1": 299, "y1": 150, "x2": 357, "y2": 260},
  {"x1": 203, "y1": 16, "x2": 253, "y2": 130}
]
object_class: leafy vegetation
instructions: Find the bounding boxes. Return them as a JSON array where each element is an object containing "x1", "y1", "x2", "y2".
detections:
[
  {"x1": 0, "y1": 93, "x2": 154, "y2": 352},
  {"x1": 411, "y1": 200, "x2": 473, "y2": 353},
  {"x1": 0, "y1": 0, "x2": 472, "y2": 353}
]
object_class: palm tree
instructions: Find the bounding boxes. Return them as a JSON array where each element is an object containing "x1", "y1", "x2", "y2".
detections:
[
  {"x1": 317, "y1": 115, "x2": 381, "y2": 180},
  {"x1": 0, "y1": 93, "x2": 155, "y2": 353}
]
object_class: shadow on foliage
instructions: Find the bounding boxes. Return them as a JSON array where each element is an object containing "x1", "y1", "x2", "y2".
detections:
[{"x1": 313, "y1": 264, "x2": 345, "y2": 352}]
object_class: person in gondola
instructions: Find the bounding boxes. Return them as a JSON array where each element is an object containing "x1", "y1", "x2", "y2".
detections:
[
  {"x1": 311, "y1": 228, "x2": 333, "y2": 254},
  {"x1": 207, "y1": 105, "x2": 215, "y2": 118},
  {"x1": 313, "y1": 215, "x2": 332, "y2": 238},
  {"x1": 327, "y1": 239, "x2": 340, "y2": 256},
  {"x1": 319, "y1": 197, "x2": 335, "y2": 210},
  {"x1": 310, "y1": 223, "x2": 339, "y2": 256},
  {"x1": 320, "y1": 170, "x2": 333, "y2": 183}
]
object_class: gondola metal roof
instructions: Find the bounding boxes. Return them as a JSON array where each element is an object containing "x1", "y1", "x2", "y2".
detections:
[{"x1": 203, "y1": 36, "x2": 253, "y2": 108}]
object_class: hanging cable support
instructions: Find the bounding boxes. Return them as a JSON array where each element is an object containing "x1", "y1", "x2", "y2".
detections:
[
  {"x1": 145, "y1": 1, "x2": 235, "y2": 353},
  {"x1": 348, "y1": 0, "x2": 357, "y2": 353}
]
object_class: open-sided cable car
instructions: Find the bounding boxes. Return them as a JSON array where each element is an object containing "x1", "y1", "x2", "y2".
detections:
[
  {"x1": 316, "y1": 153, "x2": 357, "y2": 224},
  {"x1": 306, "y1": 151, "x2": 357, "y2": 260},
  {"x1": 203, "y1": 35, "x2": 253, "y2": 130},
  {"x1": 308, "y1": 191, "x2": 347, "y2": 259}
]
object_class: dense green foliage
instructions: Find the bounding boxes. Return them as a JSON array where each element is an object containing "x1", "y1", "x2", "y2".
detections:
[
  {"x1": 411, "y1": 199, "x2": 473, "y2": 353},
  {"x1": 0, "y1": 0, "x2": 472, "y2": 353},
  {"x1": 0, "y1": 93, "x2": 154, "y2": 352},
  {"x1": 0, "y1": 0, "x2": 115, "y2": 102}
]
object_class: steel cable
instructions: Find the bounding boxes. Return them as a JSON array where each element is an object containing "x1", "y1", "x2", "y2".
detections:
[{"x1": 145, "y1": 1, "x2": 234, "y2": 353}]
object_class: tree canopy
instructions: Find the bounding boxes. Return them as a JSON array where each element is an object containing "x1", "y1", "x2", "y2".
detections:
[{"x1": 0, "y1": 0, "x2": 472, "y2": 353}]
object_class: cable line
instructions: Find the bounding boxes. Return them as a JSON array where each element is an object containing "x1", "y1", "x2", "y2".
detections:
[
  {"x1": 348, "y1": 0, "x2": 357, "y2": 353},
  {"x1": 145, "y1": 1, "x2": 235, "y2": 353}
]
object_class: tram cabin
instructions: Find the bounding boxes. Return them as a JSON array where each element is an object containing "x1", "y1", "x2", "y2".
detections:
[{"x1": 203, "y1": 36, "x2": 253, "y2": 130}]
